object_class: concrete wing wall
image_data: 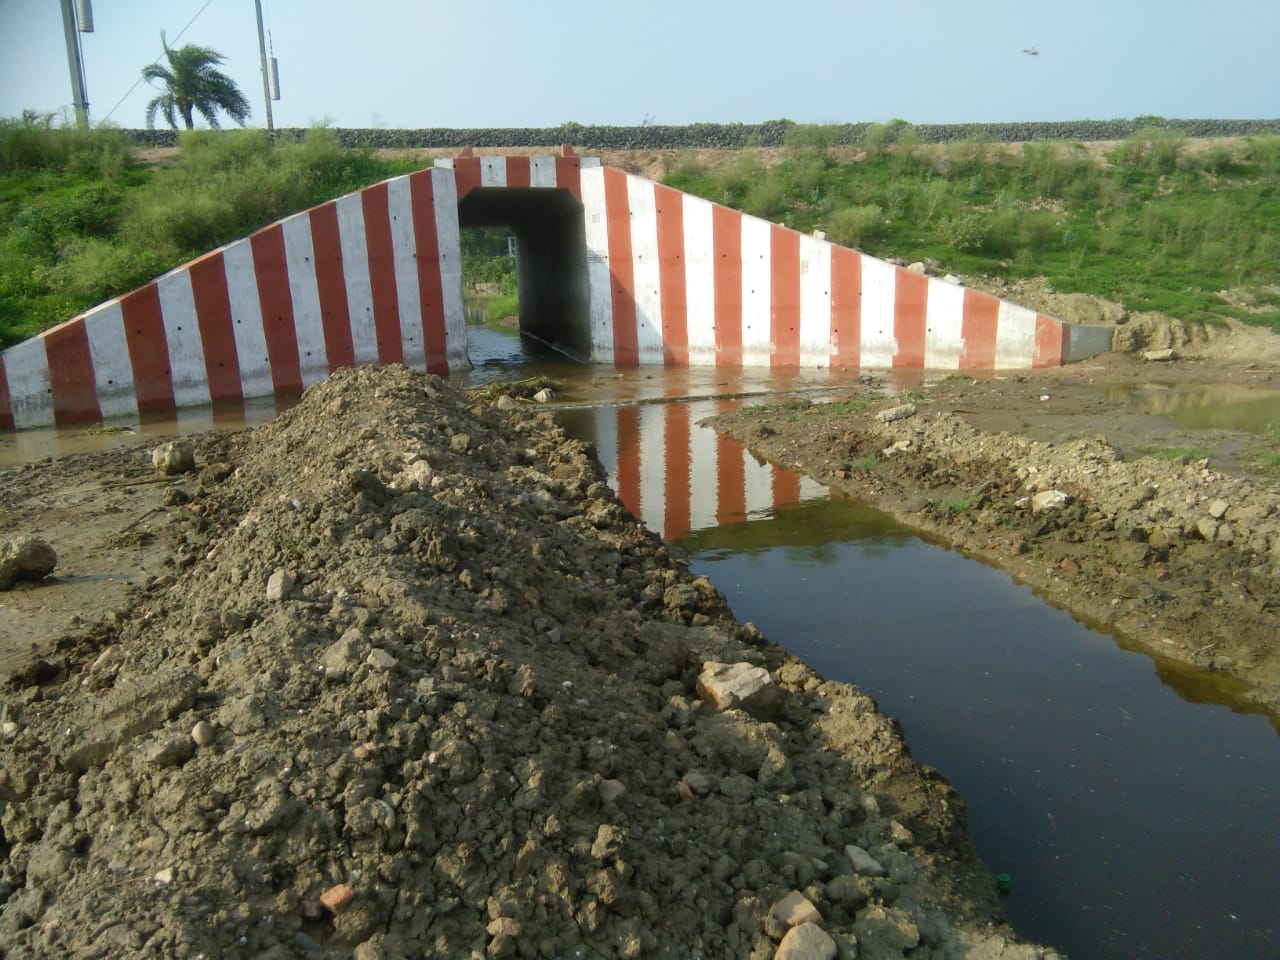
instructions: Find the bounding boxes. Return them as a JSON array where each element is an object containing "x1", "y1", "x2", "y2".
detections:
[
  {"x1": 579, "y1": 165, "x2": 1079, "y2": 370},
  {"x1": 0, "y1": 168, "x2": 466, "y2": 430}
]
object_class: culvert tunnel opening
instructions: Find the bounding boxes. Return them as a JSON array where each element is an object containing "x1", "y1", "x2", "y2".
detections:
[{"x1": 457, "y1": 187, "x2": 590, "y2": 364}]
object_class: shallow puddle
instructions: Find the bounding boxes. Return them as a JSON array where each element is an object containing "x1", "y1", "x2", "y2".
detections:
[
  {"x1": 1115, "y1": 382, "x2": 1280, "y2": 434},
  {"x1": 562, "y1": 399, "x2": 1280, "y2": 960}
]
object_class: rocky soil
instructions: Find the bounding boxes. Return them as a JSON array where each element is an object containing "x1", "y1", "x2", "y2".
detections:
[
  {"x1": 0, "y1": 366, "x2": 1058, "y2": 959},
  {"x1": 708, "y1": 355, "x2": 1280, "y2": 714}
]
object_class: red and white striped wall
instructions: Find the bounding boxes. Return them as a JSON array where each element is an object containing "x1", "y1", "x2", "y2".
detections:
[
  {"x1": 582, "y1": 399, "x2": 825, "y2": 542},
  {"x1": 0, "y1": 167, "x2": 468, "y2": 430},
  {"x1": 576, "y1": 165, "x2": 1076, "y2": 371},
  {"x1": 0, "y1": 154, "x2": 1106, "y2": 431}
]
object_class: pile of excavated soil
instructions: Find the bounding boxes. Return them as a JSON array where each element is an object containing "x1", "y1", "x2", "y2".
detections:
[
  {"x1": 709, "y1": 389, "x2": 1280, "y2": 712},
  {"x1": 0, "y1": 366, "x2": 1057, "y2": 959}
]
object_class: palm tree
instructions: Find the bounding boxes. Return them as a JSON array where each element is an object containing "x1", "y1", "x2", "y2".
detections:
[{"x1": 142, "y1": 34, "x2": 251, "y2": 131}]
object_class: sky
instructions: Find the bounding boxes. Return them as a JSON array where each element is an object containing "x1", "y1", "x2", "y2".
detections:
[{"x1": 0, "y1": 0, "x2": 1277, "y2": 130}]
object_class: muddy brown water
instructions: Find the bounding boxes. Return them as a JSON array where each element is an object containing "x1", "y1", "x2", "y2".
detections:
[{"x1": 4, "y1": 326, "x2": 1279, "y2": 959}]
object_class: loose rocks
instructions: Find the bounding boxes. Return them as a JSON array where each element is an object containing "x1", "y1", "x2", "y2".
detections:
[
  {"x1": 0, "y1": 366, "x2": 1052, "y2": 959},
  {"x1": 0, "y1": 536, "x2": 57, "y2": 591}
]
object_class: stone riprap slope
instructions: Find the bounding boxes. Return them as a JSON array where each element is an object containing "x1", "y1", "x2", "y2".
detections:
[
  {"x1": 0, "y1": 366, "x2": 1057, "y2": 959},
  {"x1": 124, "y1": 118, "x2": 1280, "y2": 151}
]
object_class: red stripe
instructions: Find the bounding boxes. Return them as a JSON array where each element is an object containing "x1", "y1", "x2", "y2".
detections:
[
  {"x1": 1034, "y1": 314, "x2": 1065, "y2": 368},
  {"x1": 715, "y1": 427, "x2": 746, "y2": 525},
  {"x1": 250, "y1": 225, "x2": 303, "y2": 394},
  {"x1": 616, "y1": 405, "x2": 641, "y2": 520},
  {"x1": 770, "y1": 225, "x2": 801, "y2": 368},
  {"x1": 654, "y1": 184, "x2": 688, "y2": 366},
  {"x1": 454, "y1": 158, "x2": 482, "y2": 199},
  {"x1": 505, "y1": 157, "x2": 531, "y2": 188},
  {"x1": 0, "y1": 355, "x2": 14, "y2": 431},
  {"x1": 893, "y1": 269, "x2": 928, "y2": 368},
  {"x1": 410, "y1": 171, "x2": 449, "y2": 374},
  {"x1": 308, "y1": 203, "x2": 355, "y2": 373},
  {"x1": 188, "y1": 252, "x2": 243, "y2": 402},
  {"x1": 555, "y1": 157, "x2": 582, "y2": 199},
  {"x1": 773, "y1": 465, "x2": 802, "y2": 508},
  {"x1": 45, "y1": 321, "x2": 101, "y2": 425},
  {"x1": 959, "y1": 289, "x2": 1000, "y2": 370},
  {"x1": 360, "y1": 183, "x2": 404, "y2": 365},
  {"x1": 830, "y1": 247, "x2": 862, "y2": 368},
  {"x1": 663, "y1": 403, "x2": 691, "y2": 540},
  {"x1": 604, "y1": 168, "x2": 639, "y2": 366},
  {"x1": 119, "y1": 284, "x2": 176, "y2": 414},
  {"x1": 712, "y1": 206, "x2": 742, "y2": 365}
]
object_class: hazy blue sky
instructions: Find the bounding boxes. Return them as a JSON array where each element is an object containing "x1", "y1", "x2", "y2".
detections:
[{"x1": 1, "y1": 0, "x2": 1277, "y2": 129}]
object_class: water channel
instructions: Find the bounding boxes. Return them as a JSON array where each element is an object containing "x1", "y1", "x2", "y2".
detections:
[{"x1": 3, "y1": 325, "x2": 1278, "y2": 959}]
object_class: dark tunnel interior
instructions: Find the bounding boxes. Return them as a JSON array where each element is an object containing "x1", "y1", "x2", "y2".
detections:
[{"x1": 456, "y1": 187, "x2": 591, "y2": 361}]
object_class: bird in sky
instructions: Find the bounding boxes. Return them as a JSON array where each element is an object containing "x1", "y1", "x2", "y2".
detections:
[{"x1": 1022, "y1": 47, "x2": 1040, "y2": 56}]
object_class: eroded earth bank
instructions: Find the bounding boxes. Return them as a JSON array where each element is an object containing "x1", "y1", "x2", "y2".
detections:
[{"x1": 0, "y1": 366, "x2": 1057, "y2": 959}]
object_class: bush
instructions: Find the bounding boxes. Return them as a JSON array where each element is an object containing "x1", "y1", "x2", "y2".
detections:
[
  {"x1": 36, "y1": 238, "x2": 162, "y2": 302},
  {"x1": 824, "y1": 204, "x2": 885, "y2": 248},
  {"x1": 0, "y1": 113, "x2": 133, "y2": 178}
]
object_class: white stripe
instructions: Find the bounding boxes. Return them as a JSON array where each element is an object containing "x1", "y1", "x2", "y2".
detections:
[
  {"x1": 530, "y1": 157, "x2": 558, "y2": 188},
  {"x1": 580, "y1": 167, "x2": 614, "y2": 364},
  {"x1": 222, "y1": 239, "x2": 274, "y2": 399},
  {"x1": 4, "y1": 339, "x2": 53, "y2": 429},
  {"x1": 638, "y1": 405, "x2": 666, "y2": 536},
  {"x1": 432, "y1": 168, "x2": 468, "y2": 370},
  {"x1": 799, "y1": 235, "x2": 832, "y2": 367},
  {"x1": 281, "y1": 212, "x2": 329, "y2": 387},
  {"x1": 799, "y1": 476, "x2": 826, "y2": 500},
  {"x1": 155, "y1": 270, "x2": 211, "y2": 408},
  {"x1": 860, "y1": 255, "x2": 897, "y2": 367},
  {"x1": 335, "y1": 194, "x2": 378, "y2": 367},
  {"x1": 80, "y1": 303, "x2": 139, "y2": 420},
  {"x1": 627, "y1": 175, "x2": 665, "y2": 364},
  {"x1": 480, "y1": 157, "x2": 506, "y2": 188},
  {"x1": 743, "y1": 448, "x2": 774, "y2": 519},
  {"x1": 995, "y1": 301, "x2": 1038, "y2": 368},
  {"x1": 386, "y1": 176, "x2": 426, "y2": 372},
  {"x1": 923, "y1": 278, "x2": 966, "y2": 370},
  {"x1": 683, "y1": 195, "x2": 716, "y2": 365},
  {"x1": 741, "y1": 217, "x2": 772, "y2": 366},
  {"x1": 688, "y1": 415, "x2": 720, "y2": 533}
]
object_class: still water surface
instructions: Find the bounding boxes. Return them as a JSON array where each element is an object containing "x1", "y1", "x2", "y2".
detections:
[{"x1": 561, "y1": 391, "x2": 1280, "y2": 960}]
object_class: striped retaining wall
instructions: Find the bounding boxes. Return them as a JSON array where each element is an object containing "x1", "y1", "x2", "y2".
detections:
[{"x1": 0, "y1": 154, "x2": 1109, "y2": 431}]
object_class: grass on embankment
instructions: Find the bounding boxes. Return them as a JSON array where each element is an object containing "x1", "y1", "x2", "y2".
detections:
[
  {"x1": 0, "y1": 119, "x2": 423, "y2": 348},
  {"x1": 3, "y1": 119, "x2": 1279, "y2": 349},
  {"x1": 660, "y1": 125, "x2": 1280, "y2": 331}
]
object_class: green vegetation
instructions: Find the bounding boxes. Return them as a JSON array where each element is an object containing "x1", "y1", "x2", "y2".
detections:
[
  {"x1": 662, "y1": 127, "x2": 1280, "y2": 331},
  {"x1": 850, "y1": 454, "x2": 879, "y2": 472},
  {"x1": 460, "y1": 227, "x2": 519, "y2": 323},
  {"x1": 1, "y1": 120, "x2": 421, "y2": 347},
  {"x1": 1248, "y1": 420, "x2": 1280, "y2": 478},
  {"x1": 1135, "y1": 443, "x2": 1212, "y2": 462},
  {"x1": 4, "y1": 119, "x2": 1278, "y2": 350}
]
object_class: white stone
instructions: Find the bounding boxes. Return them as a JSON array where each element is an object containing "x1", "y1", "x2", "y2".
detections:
[
  {"x1": 1142, "y1": 348, "x2": 1177, "y2": 362},
  {"x1": 266, "y1": 568, "x2": 295, "y2": 602},
  {"x1": 1208, "y1": 499, "x2": 1230, "y2": 519},
  {"x1": 532, "y1": 388, "x2": 555, "y2": 403},
  {"x1": 845, "y1": 843, "x2": 886, "y2": 877},
  {"x1": 1030, "y1": 490, "x2": 1071, "y2": 513},
  {"x1": 770, "y1": 890, "x2": 823, "y2": 928},
  {"x1": 875, "y1": 404, "x2": 917, "y2": 423},
  {"x1": 696, "y1": 661, "x2": 782, "y2": 720},
  {"x1": 774, "y1": 923, "x2": 837, "y2": 960},
  {"x1": 151, "y1": 441, "x2": 195, "y2": 474},
  {"x1": 191, "y1": 721, "x2": 216, "y2": 747}
]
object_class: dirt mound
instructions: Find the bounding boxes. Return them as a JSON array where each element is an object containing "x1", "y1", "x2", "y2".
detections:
[
  {"x1": 711, "y1": 394, "x2": 1280, "y2": 712},
  {"x1": 0, "y1": 367, "x2": 1053, "y2": 959}
]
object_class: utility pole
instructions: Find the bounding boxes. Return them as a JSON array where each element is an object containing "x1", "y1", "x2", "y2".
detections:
[
  {"x1": 59, "y1": 0, "x2": 91, "y2": 128},
  {"x1": 254, "y1": 0, "x2": 275, "y2": 132}
]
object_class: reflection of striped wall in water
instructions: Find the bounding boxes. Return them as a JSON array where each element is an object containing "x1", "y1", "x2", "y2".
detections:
[{"x1": 584, "y1": 401, "x2": 823, "y2": 542}]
